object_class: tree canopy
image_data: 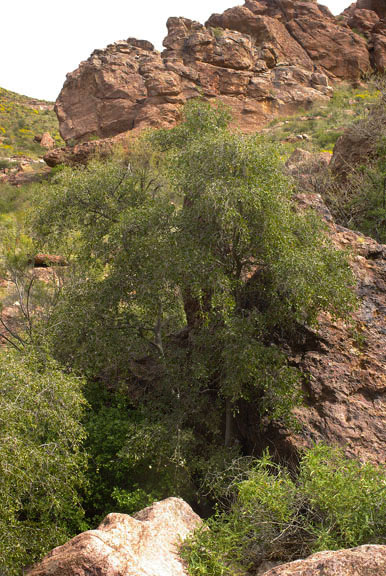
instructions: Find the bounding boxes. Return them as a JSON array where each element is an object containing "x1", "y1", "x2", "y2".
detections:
[{"x1": 35, "y1": 101, "x2": 356, "y2": 440}]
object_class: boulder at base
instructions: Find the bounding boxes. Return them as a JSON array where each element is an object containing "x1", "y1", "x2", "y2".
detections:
[
  {"x1": 26, "y1": 498, "x2": 201, "y2": 576},
  {"x1": 263, "y1": 545, "x2": 386, "y2": 576}
]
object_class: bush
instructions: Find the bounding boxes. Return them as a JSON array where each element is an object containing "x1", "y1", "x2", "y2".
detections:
[
  {"x1": 182, "y1": 445, "x2": 386, "y2": 576},
  {"x1": 0, "y1": 348, "x2": 87, "y2": 575},
  {"x1": 82, "y1": 383, "x2": 196, "y2": 524}
]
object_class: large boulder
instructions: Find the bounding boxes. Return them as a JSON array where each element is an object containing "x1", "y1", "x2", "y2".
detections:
[
  {"x1": 330, "y1": 103, "x2": 386, "y2": 179},
  {"x1": 54, "y1": 11, "x2": 333, "y2": 148},
  {"x1": 357, "y1": 0, "x2": 386, "y2": 19},
  {"x1": 342, "y1": 1, "x2": 386, "y2": 71},
  {"x1": 26, "y1": 498, "x2": 201, "y2": 576},
  {"x1": 263, "y1": 545, "x2": 386, "y2": 576}
]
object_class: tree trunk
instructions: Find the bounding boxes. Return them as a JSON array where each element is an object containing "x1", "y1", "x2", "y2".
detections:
[{"x1": 225, "y1": 399, "x2": 233, "y2": 447}]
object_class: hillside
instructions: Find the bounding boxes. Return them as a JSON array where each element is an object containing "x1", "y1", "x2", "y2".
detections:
[{"x1": 0, "y1": 86, "x2": 62, "y2": 160}]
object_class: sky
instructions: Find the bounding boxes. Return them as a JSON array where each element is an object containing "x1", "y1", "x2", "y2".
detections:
[{"x1": 1, "y1": 0, "x2": 353, "y2": 102}]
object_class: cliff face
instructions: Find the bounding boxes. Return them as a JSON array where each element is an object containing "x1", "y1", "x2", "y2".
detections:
[{"x1": 54, "y1": 0, "x2": 385, "y2": 145}]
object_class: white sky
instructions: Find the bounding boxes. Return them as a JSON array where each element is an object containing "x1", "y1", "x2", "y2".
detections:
[{"x1": 1, "y1": 1, "x2": 353, "y2": 102}]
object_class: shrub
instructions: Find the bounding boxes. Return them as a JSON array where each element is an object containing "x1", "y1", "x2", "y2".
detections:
[{"x1": 182, "y1": 445, "x2": 386, "y2": 576}]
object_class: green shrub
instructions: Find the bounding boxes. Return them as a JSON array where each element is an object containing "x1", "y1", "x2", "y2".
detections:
[
  {"x1": 182, "y1": 445, "x2": 386, "y2": 576},
  {"x1": 211, "y1": 27, "x2": 224, "y2": 39}
]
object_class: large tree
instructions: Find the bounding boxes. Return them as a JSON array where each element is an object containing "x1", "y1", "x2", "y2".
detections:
[{"x1": 34, "y1": 102, "x2": 355, "y2": 498}]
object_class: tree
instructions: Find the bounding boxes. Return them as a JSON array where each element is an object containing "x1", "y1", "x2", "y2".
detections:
[
  {"x1": 34, "y1": 101, "x2": 355, "y2": 490},
  {"x1": 0, "y1": 348, "x2": 87, "y2": 575}
]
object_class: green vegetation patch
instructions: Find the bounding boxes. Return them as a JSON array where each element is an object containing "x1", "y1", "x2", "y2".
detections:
[{"x1": 183, "y1": 445, "x2": 386, "y2": 576}]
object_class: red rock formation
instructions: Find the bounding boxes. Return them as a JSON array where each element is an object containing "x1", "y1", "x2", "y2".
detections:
[
  {"x1": 357, "y1": 0, "x2": 386, "y2": 20},
  {"x1": 51, "y1": 1, "x2": 386, "y2": 152},
  {"x1": 43, "y1": 135, "x2": 123, "y2": 167},
  {"x1": 26, "y1": 498, "x2": 201, "y2": 576},
  {"x1": 342, "y1": 0, "x2": 386, "y2": 71},
  {"x1": 207, "y1": 0, "x2": 371, "y2": 81},
  {"x1": 263, "y1": 545, "x2": 386, "y2": 576}
]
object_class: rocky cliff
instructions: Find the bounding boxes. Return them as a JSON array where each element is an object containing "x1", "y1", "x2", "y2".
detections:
[{"x1": 54, "y1": 0, "x2": 385, "y2": 146}]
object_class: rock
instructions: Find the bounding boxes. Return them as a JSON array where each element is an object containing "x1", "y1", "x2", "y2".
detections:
[
  {"x1": 357, "y1": 0, "x2": 386, "y2": 19},
  {"x1": 285, "y1": 148, "x2": 330, "y2": 175},
  {"x1": 33, "y1": 254, "x2": 67, "y2": 268},
  {"x1": 26, "y1": 497, "x2": 201, "y2": 576},
  {"x1": 281, "y1": 2, "x2": 370, "y2": 81},
  {"x1": 347, "y1": 9, "x2": 380, "y2": 37},
  {"x1": 238, "y1": 188, "x2": 385, "y2": 466},
  {"x1": 39, "y1": 132, "x2": 55, "y2": 149},
  {"x1": 330, "y1": 103, "x2": 386, "y2": 180},
  {"x1": 43, "y1": 134, "x2": 125, "y2": 166},
  {"x1": 263, "y1": 545, "x2": 386, "y2": 576},
  {"x1": 47, "y1": 1, "x2": 385, "y2": 166},
  {"x1": 330, "y1": 129, "x2": 375, "y2": 179},
  {"x1": 343, "y1": 1, "x2": 386, "y2": 72},
  {"x1": 206, "y1": 7, "x2": 314, "y2": 70},
  {"x1": 373, "y1": 25, "x2": 386, "y2": 72}
]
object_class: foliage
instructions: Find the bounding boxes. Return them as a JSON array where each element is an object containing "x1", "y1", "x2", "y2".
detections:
[
  {"x1": 0, "y1": 215, "x2": 64, "y2": 351},
  {"x1": 0, "y1": 182, "x2": 32, "y2": 217},
  {"x1": 82, "y1": 382, "x2": 200, "y2": 524},
  {"x1": 0, "y1": 348, "x2": 87, "y2": 575},
  {"x1": 182, "y1": 444, "x2": 386, "y2": 576}
]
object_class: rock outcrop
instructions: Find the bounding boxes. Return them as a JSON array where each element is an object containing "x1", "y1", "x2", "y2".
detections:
[
  {"x1": 43, "y1": 134, "x2": 123, "y2": 167},
  {"x1": 263, "y1": 545, "x2": 386, "y2": 576},
  {"x1": 52, "y1": 0, "x2": 386, "y2": 149},
  {"x1": 330, "y1": 94, "x2": 386, "y2": 179},
  {"x1": 207, "y1": 0, "x2": 371, "y2": 81},
  {"x1": 26, "y1": 498, "x2": 201, "y2": 576},
  {"x1": 342, "y1": 0, "x2": 386, "y2": 72}
]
